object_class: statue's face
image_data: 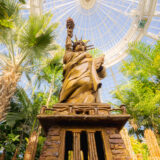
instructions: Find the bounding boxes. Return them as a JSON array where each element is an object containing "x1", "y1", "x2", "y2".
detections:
[{"x1": 74, "y1": 42, "x2": 86, "y2": 51}]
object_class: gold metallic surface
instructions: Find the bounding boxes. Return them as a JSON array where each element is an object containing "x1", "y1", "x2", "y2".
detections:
[{"x1": 60, "y1": 18, "x2": 106, "y2": 103}]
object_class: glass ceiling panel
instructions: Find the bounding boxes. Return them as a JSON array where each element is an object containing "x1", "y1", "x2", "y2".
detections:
[{"x1": 43, "y1": 0, "x2": 137, "y2": 52}]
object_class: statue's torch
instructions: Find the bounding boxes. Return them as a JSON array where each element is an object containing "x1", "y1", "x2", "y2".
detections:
[
  {"x1": 66, "y1": 17, "x2": 75, "y2": 38},
  {"x1": 65, "y1": 18, "x2": 75, "y2": 50}
]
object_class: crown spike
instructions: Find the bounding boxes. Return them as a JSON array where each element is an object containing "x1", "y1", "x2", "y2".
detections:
[
  {"x1": 75, "y1": 35, "x2": 78, "y2": 42},
  {"x1": 87, "y1": 47, "x2": 95, "y2": 51},
  {"x1": 85, "y1": 40, "x2": 90, "y2": 44},
  {"x1": 71, "y1": 40, "x2": 74, "y2": 44},
  {"x1": 86, "y1": 45, "x2": 94, "y2": 48}
]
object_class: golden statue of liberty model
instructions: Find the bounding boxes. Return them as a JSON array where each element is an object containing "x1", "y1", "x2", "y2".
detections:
[
  {"x1": 60, "y1": 18, "x2": 106, "y2": 103},
  {"x1": 38, "y1": 18, "x2": 130, "y2": 160}
]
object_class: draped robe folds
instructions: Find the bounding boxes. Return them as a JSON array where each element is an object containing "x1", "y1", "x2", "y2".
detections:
[{"x1": 59, "y1": 50, "x2": 106, "y2": 103}]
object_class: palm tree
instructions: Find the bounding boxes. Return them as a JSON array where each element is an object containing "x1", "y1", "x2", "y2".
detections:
[
  {"x1": 24, "y1": 48, "x2": 64, "y2": 159},
  {"x1": 1, "y1": 48, "x2": 64, "y2": 158},
  {"x1": 36, "y1": 46, "x2": 64, "y2": 107},
  {"x1": 0, "y1": 0, "x2": 19, "y2": 29},
  {"x1": 0, "y1": 0, "x2": 58, "y2": 121},
  {"x1": 23, "y1": 57, "x2": 63, "y2": 159},
  {"x1": 144, "y1": 129, "x2": 160, "y2": 158},
  {"x1": 0, "y1": 86, "x2": 41, "y2": 159}
]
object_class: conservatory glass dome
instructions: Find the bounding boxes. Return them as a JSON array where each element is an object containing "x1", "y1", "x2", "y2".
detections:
[
  {"x1": 22, "y1": 0, "x2": 160, "y2": 67},
  {"x1": 13, "y1": 0, "x2": 160, "y2": 101}
]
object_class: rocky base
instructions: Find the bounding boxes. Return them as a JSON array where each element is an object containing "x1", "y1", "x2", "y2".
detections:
[
  {"x1": 39, "y1": 127, "x2": 64, "y2": 160},
  {"x1": 107, "y1": 129, "x2": 131, "y2": 160},
  {"x1": 39, "y1": 127, "x2": 131, "y2": 160}
]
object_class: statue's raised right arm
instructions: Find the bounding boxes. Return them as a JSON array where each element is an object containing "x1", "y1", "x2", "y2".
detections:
[
  {"x1": 63, "y1": 18, "x2": 75, "y2": 64},
  {"x1": 65, "y1": 18, "x2": 74, "y2": 51}
]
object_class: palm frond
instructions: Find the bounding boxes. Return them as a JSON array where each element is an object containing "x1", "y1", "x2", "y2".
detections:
[
  {"x1": 0, "y1": 54, "x2": 13, "y2": 69},
  {"x1": 18, "y1": 0, "x2": 26, "y2": 4},
  {"x1": 0, "y1": 0, "x2": 19, "y2": 29},
  {"x1": 17, "y1": 12, "x2": 58, "y2": 62},
  {"x1": 6, "y1": 112, "x2": 25, "y2": 127}
]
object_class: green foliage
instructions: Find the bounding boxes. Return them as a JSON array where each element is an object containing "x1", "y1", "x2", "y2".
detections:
[
  {"x1": 33, "y1": 92, "x2": 59, "y2": 107},
  {"x1": 34, "y1": 47, "x2": 64, "y2": 100},
  {"x1": 0, "y1": 132, "x2": 20, "y2": 159},
  {"x1": 0, "y1": 88, "x2": 36, "y2": 158},
  {"x1": 0, "y1": 0, "x2": 19, "y2": 29},
  {"x1": 37, "y1": 49, "x2": 63, "y2": 83},
  {"x1": 35, "y1": 136, "x2": 46, "y2": 159},
  {"x1": 0, "y1": 0, "x2": 63, "y2": 158},
  {"x1": 0, "y1": 77, "x2": 62, "y2": 159},
  {"x1": 0, "y1": 48, "x2": 64, "y2": 159},
  {"x1": 112, "y1": 41, "x2": 160, "y2": 136},
  {"x1": 130, "y1": 136, "x2": 149, "y2": 159},
  {"x1": 0, "y1": 8, "x2": 58, "y2": 73},
  {"x1": 113, "y1": 80, "x2": 160, "y2": 133},
  {"x1": 6, "y1": 87, "x2": 40, "y2": 129},
  {"x1": 88, "y1": 48, "x2": 102, "y2": 58},
  {"x1": 17, "y1": 12, "x2": 59, "y2": 60},
  {"x1": 121, "y1": 41, "x2": 160, "y2": 81},
  {"x1": 18, "y1": 0, "x2": 26, "y2": 4}
]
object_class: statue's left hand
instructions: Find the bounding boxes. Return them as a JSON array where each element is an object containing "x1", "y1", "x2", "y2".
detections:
[{"x1": 94, "y1": 55, "x2": 105, "y2": 70}]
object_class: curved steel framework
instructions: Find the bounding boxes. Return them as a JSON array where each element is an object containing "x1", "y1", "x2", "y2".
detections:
[{"x1": 23, "y1": 0, "x2": 160, "y2": 68}]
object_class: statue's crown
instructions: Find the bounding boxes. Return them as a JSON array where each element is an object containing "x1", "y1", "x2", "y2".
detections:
[{"x1": 72, "y1": 36, "x2": 94, "y2": 51}]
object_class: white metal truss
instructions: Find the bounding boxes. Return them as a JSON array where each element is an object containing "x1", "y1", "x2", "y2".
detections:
[
  {"x1": 104, "y1": 0, "x2": 158, "y2": 68},
  {"x1": 29, "y1": 0, "x2": 43, "y2": 15},
  {"x1": 18, "y1": 0, "x2": 160, "y2": 68}
]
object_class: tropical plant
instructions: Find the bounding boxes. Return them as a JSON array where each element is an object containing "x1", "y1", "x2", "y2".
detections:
[
  {"x1": 0, "y1": 0, "x2": 58, "y2": 121},
  {"x1": 0, "y1": 45, "x2": 64, "y2": 158},
  {"x1": 0, "y1": 81, "x2": 62, "y2": 159},
  {"x1": 0, "y1": 87, "x2": 34, "y2": 159},
  {"x1": 0, "y1": 0, "x2": 19, "y2": 29},
  {"x1": 130, "y1": 136, "x2": 149, "y2": 159},
  {"x1": 121, "y1": 41, "x2": 160, "y2": 81},
  {"x1": 18, "y1": 0, "x2": 26, "y2": 4},
  {"x1": 112, "y1": 41, "x2": 160, "y2": 137},
  {"x1": 34, "y1": 46, "x2": 64, "y2": 104},
  {"x1": 88, "y1": 48, "x2": 102, "y2": 58},
  {"x1": 23, "y1": 49, "x2": 63, "y2": 159}
]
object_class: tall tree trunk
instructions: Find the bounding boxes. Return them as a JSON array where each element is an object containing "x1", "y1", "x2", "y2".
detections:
[
  {"x1": 120, "y1": 128, "x2": 137, "y2": 160},
  {"x1": 0, "y1": 151, "x2": 5, "y2": 160},
  {"x1": 12, "y1": 132, "x2": 23, "y2": 160},
  {"x1": 24, "y1": 76, "x2": 54, "y2": 159},
  {"x1": 144, "y1": 129, "x2": 160, "y2": 159},
  {"x1": 46, "y1": 76, "x2": 54, "y2": 108},
  {"x1": 129, "y1": 119, "x2": 138, "y2": 131},
  {"x1": 136, "y1": 153, "x2": 143, "y2": 160},
  {"x1": 24, "y1": 130, "x2": 40, "y2": 160},
  {"x1": 0, "y1": 70, "x2": 20, "y2": 121},
  {"x1": 24, "y1": 97, "x2": 49, "y2": 160},
  {"x1": 12, "y1": 148, "x2": 19, "y2": 160},
  {"x1": 129, "y1": 119, "x2": 141, "y2": 141}
]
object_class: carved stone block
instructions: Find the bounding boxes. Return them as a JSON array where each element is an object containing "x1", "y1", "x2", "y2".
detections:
[
  {"x1": 110, "y1": 134, "x2": 122, "y2": 139},
  {"x1": 112, "y1": 150, "x2": 124, "y2": 154},
  {"x1": 109, "y1": 139, "x2": 124, "y2": 144}
]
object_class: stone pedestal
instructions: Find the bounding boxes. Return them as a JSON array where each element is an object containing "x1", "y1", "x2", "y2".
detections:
[{"x1": 38, "y1": 103, "x2": 131, "y2": 160}]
